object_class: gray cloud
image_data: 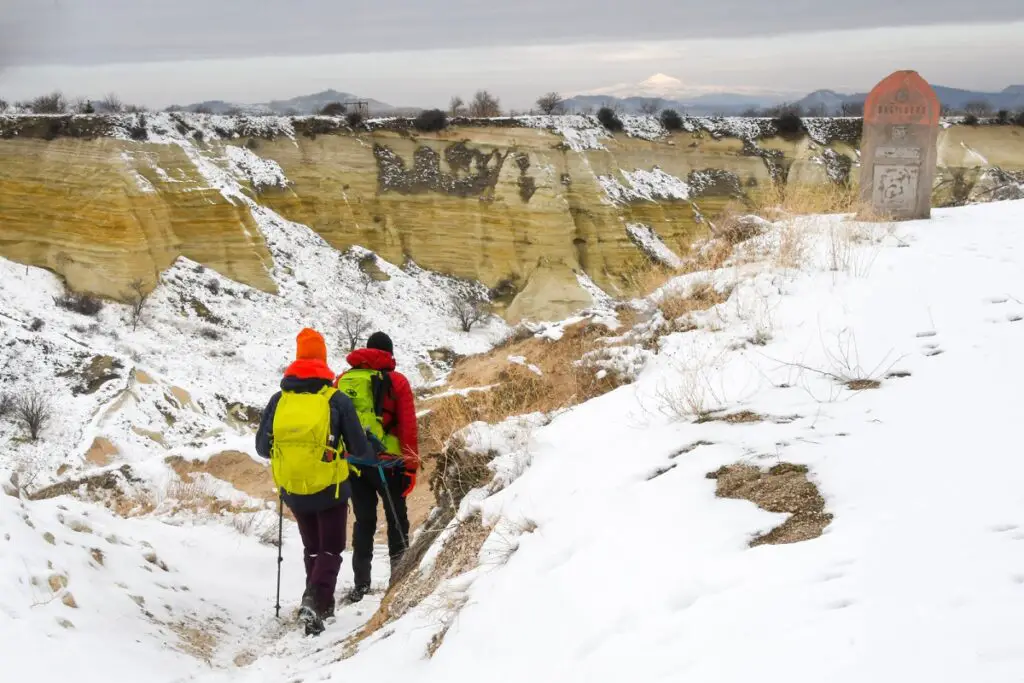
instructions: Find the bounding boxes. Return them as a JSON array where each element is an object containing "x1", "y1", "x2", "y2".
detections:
[{"x1": 4, "y1": 0, "x2": 1024, "y2": 66}]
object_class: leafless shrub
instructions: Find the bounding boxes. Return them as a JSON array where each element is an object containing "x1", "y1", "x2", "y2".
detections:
[
  {"x1": 468, "y1": 90, "x2": 501, "y2": 118},
  {"x1": 99, "y1": 93, "x2": 124, "y2": 113},
  {"x1": 30, "y1": 92, "x2": 67, "y2": 114},
  {"x1": 29, "y1": 318, "x2": 45, "y2": 332},
  {"x1": 124, "y1": 279, "x2": 149, "y2": 331},
  {"x1": 15, "y1": 390, "x2": 53, "y2": 441},
  {"x1": 0, "y1": 392, "x2": 12, "y2": 419},
  {"x1": 451, "y1": 293, "x2": 490, "y2": 332},
  {"x1": 54, "y1": 292, "x2": 104, "y2": 316},
  {"x1": 536, "y1": 92, "x2": 564, "y2": 115},
  {"x1": 70, "y1": 97, "x2": 94, "y2": 114},
  {"x1": 765, "y1": 328, "x2": 900, "y2": 400},
  {"x1": 414, "y1": 109, "x2": 448, "y2": 132},
  {"x1": 449, "y1": 96, "x2": 466, "y2": 117},
  {"x1": 597, "y1": 107, "x2": 623, "y2": 132},
  {"x1": 660, "y1": 109, "x2": 683, "y2": 131},
  {"x1": 318, "y1": 102, "x2": 346, "y2": 116},
  {"x1": 638, "y1": 98, "x2": 662, "y2": 115},
  {"x1": 840, "y1": 101, "x2": 864, "y2": 117},
  {"x1": 964, "y1": 100, "x2": 993, "y2": 117},
  {"x1": 199, "y1": 327, "x2": 222, "y2": 341}
]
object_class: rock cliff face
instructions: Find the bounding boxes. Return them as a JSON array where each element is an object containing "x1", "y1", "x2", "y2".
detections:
[{"x1": 1, "y1": 113, "x2": 1021, "y2": 322}]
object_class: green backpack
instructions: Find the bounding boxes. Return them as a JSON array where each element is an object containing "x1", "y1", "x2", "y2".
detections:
[
  {"x1": 270, "y1": 386, "x2": 349, "y2": 497},
  {"x1": 335, "y1": 368, "x2": 401, "y2": 464}
]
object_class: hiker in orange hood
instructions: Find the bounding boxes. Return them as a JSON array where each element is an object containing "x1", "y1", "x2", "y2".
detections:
[{"x1": 255, "y1": 328, "x2": 371, "y2": 635}]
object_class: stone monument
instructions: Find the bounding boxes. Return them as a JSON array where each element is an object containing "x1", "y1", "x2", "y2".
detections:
[{"x1": 858, "y1": 70, "x2": 941, "y2": 220}]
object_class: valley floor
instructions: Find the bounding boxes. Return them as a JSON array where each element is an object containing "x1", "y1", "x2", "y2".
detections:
[{"x1": 4, "y1": 200, "x2": 1024, "y2": 682}]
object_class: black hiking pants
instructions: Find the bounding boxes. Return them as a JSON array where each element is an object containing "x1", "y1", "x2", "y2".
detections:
[{"x1": 351, "y1": 466, "x2": 409, "y2": 589}]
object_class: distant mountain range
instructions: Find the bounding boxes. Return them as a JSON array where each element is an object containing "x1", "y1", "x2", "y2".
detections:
[
  {"x1": 172, "y1": 79, "x2": 1024, "y2": 118},
  {"x1": 568, "y1": 75, "x2": 1024, "y2": 115},
  {"x1": 171, "y1": 89, "x2": 403, "y2": 116}
]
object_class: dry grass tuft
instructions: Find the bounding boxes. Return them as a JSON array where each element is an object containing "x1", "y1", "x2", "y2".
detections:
[
  {"x1": 845, "y1": 378, "x2": 882, "y2": 391},
  {"x1": 708, "y1": 462, "x2": 832, "y2": 546},
  {"x1": 752, "y1": 182, "x2": 860, "y2": 220},
  {"x1": 421, "y1": 320, "x2": 630, "y2": 455},
  {"x1": 657, "y1": 282, "x2": 731, "y2": 324},
  {"x1": 776, "y1": 221, "x2": 812, "y2": 269},
  {"x1": 721, "y1": 410, "x2": 766, "y2": 424}
]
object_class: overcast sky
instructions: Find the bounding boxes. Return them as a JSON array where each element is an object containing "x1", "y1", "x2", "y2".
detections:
[{"x1": 1, "y1": 0, "x2": 1022, "y2": 108}]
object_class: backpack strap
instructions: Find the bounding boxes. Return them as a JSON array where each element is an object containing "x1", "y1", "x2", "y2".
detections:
[
  {"x1": 317, "y1": 385, "x2": 345, "y2": 455},
  {"x1": 370, "y1": 371, "x2": 394, "y2": 432}
]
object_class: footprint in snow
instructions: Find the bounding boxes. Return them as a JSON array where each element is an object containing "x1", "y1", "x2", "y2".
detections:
[
  {"x1": 988, "y1": 296, "x2": 1009, "y2": 305},
  {"x1": 1012, "y1": 574, "x2": 1024, "y2": 585},
  {"x1": 922, "y1": 343, "x2": 945, "y2": 357},
  {"x1": 915, "y1": 331, "x2": 937, "y2": 338},
  {"x1": 1008, "y1": 314, "x2": 1023, "y2": 323},
  {"x1": 990, "y1": 523, "x2": 1019, "y2": 533}
]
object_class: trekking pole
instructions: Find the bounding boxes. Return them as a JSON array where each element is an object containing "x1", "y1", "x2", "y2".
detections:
[
  {"x1": 274, "y1": 494, "x2": 283, "y2": 619},
  {"x1": 377, "y1": 465, "x2": 409, "y2": 552}
]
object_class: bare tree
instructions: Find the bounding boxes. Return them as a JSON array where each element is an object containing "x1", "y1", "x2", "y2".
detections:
[
  {"x1": 30, "y1": 92, "x2": 67, "y2": 114},
  {"x1": 469, "y1": 90, "x2": 501, "y2": 118},
  {"x1": 840, "y1": 101, "x2": 864, "y2": 117},
  {"x1": 806, "y1": 103, "x2": 828, "y2": 118},
  {"x1": 100, "y1": 93, "x2": 124, "y2": 113},
  {"x1": 450, "y1": 293, "x2": 490, "y2": 332},
  {"x1": 338, "y1": 309, "x2": 372, "y2": 352},
  {"x1": 125, "y1": 278, "x2": 149, "y2": 331},
  {"x1": 449, "y1": 96, "x2": 466, "y2": 117},
  {"x1": 15, "y1": 390, "x2": 52, "y2": 442},
  {"x1": 964, "y1": 100, "x2": 993, "y2": 117},
  {"x1": 536, "y1": 92, "x2": 564, "y2": 115},
  {"x1": 638, "y1": 98, "x2": 662, "y2": 115}
]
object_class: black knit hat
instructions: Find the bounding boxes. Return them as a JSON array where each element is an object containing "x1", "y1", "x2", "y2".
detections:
[{"x1": 367, "y1": 331, "x2": 393, "y2": 355}]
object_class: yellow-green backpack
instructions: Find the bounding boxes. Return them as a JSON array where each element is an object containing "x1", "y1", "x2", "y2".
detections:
[
  {"x1": 335, "y1": 368, "x2": 401, "y2": 464},
  {"x1": 270, "y1": 386, "x2": 349, "y2": 497}
]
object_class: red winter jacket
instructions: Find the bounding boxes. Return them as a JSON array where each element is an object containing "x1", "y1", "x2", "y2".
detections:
[{"x1": 336, "y1": 348, "x2": 420, "y2": 471}]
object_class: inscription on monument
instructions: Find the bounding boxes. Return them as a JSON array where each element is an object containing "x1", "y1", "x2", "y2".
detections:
[
  {"x1": 872, "y1": 165, "x2": 920, "y2": 212},
  {"x1": 858, "y1": 70, "x2": 940, "y2": 220}
]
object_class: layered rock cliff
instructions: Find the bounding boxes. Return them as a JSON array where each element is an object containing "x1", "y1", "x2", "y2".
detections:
[{"x1": 1, "y1": 112, "x2": 1021, "y2": 322}]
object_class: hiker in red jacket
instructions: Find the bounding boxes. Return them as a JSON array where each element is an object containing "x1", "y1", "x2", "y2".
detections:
[{"x1": 334, "y1": 331, "x2": 419, "y2": 603}]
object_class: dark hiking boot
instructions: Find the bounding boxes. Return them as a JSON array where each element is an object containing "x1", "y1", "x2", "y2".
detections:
[
  {"x1": 343, "y1": 584, "x2": 370, "y2": 604},
  {"x1": 298, "y1": 593, "x2": 325, "y2": 637}
]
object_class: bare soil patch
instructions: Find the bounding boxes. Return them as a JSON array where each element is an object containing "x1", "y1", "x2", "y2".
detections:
[
  {"x1": 707, "y1": 462, "x2": 832, "y2": 546},
  {"x1": 166, "y1": 451, "x2": 273, "y2": 502},
  {"x1": 85, "y1": 437, "x2": 119, "y2": 466}
]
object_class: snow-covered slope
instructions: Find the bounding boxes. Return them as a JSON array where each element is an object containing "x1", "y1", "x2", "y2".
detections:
[
  {"x1": 4, "y1": 198, "x2": 1024, "y2": 682},
  {"x1": 0, "y1": 111, "x2": 519, "y2": 494},
  {"x1": 193, "y1": 199, "x2": 1024, "y2": 682}
]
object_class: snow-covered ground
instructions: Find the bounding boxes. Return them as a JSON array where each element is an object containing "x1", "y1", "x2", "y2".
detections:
[
  {"x1": 191, "y1": 199, "x2": 1022, "y2": 682},
  {"x1": 4, "y1": 191, "x2": 1024, "y2": 681}
]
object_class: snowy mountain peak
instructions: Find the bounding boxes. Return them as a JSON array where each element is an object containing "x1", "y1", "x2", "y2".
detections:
[{"x1": 639, "y1": 73, "x2": 685, "y2": 92}]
